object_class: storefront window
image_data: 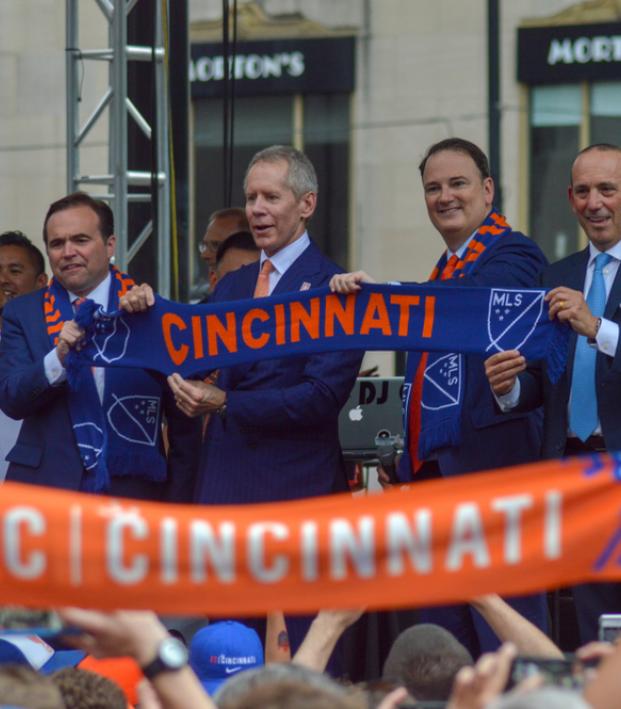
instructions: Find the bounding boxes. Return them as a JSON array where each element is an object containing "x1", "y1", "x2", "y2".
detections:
[
  {"x1": 529, "y1": 85, "x2": 581, "y2": 261},
  {"x1": 303, "y1": 94, "x2": 350, "y2": 268},
  {"x1": 591, "y1": 82, "x2": 621, "y2": 144},
  {"x1": 192, "y1": 93, "x2": 350, "y2": 296}
]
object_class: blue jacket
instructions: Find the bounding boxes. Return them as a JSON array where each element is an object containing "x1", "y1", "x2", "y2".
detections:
[
  {"x1": 516, "y1": 246, "x2": 621, "y2": 457},
  {"x1": 196, "y1": 240, "x2": 363, "y2": 504},
  {"x1": 400, "y1": 230, "x2": 547, "y2": 477},
  {"x1": 0, "y1": 289, "x2": 200, "y2": 502}
]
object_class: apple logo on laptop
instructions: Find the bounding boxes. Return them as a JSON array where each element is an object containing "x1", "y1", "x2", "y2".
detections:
[{"x1": 348, "y1": 405, "x2": 363, "y2": 422}]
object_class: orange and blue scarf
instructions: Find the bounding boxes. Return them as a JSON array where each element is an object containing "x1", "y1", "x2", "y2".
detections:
[{"x1": 403, "y1": 210, "x2": 519, "y2": 476}]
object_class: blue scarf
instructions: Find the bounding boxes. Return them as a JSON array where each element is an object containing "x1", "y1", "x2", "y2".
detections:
[
  {"x1": 67, "y1": 281, "x2": 567, "y2": 385},
  {"x1": 45, "y1": 268, "x2": 167, "y2": 492}
]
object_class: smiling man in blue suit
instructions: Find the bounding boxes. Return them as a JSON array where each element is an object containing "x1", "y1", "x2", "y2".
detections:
[
  {"x1": 486, "y1": 143, "x2": 621, "y2": 643},
  {"x1": 0, "y1": 192, "x2": 200, "y2": 501}
]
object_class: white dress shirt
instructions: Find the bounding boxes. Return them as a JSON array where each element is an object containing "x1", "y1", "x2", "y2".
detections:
[{"x1": 258, "y1": 232, "x2": 310, "y2": 295}]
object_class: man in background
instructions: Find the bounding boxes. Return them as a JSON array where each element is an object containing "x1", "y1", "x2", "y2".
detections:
[
  {"x1": 0, "y1": 230, "x2": 48, "y2": 480},
  {"x1": 213, "y1": 230, "x2": 259, "y2": 287},
  {"x1": 0, "y1": 230, "x2": 47, "y2": 326},
  {"x1": 199, "y1": 207, "x2": 249, "y2": 297}
]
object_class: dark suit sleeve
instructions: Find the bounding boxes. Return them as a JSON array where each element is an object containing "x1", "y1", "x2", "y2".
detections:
[
  {"x1": 162, "y1": 386, "x2": 201, "y2": 503},
  {"x1": 226, "y1": 349, "x2": 362, "y2": 431},
  {"x1": 513, "y1": 366, "x2": 545, "y2": 412},
  {"x1": 422, "y1": 235, "x2": 548, "y2": 290},
  {"x1": 0, "y1": 301, "x2": 65, "y2": 420}
]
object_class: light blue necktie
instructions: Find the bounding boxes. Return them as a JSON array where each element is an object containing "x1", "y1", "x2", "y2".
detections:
[{"x1": 569, "y1": 251, "x2": 612, "y2": 441}]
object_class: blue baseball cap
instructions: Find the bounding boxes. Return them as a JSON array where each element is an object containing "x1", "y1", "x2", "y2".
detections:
[{"x1": 189, "y1": 621, "x2": 263, "y2": 696}]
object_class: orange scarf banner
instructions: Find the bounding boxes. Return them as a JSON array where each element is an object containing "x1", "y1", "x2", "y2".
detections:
[{"x1": 0, "y1": 453, "x2": 620, "y2": 614}]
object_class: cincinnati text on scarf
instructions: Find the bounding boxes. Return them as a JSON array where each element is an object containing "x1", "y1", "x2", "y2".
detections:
[{"x1": 162, "y1": 292, "x2": 436, "y2": 366}]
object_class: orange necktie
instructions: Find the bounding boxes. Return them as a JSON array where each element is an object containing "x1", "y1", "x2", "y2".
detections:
[
  {"x1": 440, "y1": 253, "x2": 460, "y2": 280},
  {"x1": 253, "y1": 259, "x2": 274, "y2": 298},
  {"x1": 73, "y1": 296, "x2": 87, "y2": 313}
]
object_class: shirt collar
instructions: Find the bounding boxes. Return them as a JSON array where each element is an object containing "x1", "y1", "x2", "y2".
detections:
[
  {"x1": 260, "y1": 232, "x2": 310, "y2": 274},
  {"x1": 68, "y1": 272, "x2": 111, "y2": 309},
  {"x1": 587, "y1": 240, "x2": 621, "y2": 266},
  {"x1": 449, "y1": 232, "x2": 476, "y2": 260}
]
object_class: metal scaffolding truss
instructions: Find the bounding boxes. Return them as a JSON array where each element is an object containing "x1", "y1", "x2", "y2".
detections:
[{"x1": 65, "y1": 0, "x2": 171, "y2": 296}]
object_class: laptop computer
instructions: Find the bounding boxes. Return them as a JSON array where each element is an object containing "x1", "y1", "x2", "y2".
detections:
[{"x1": 339, "y1": 376, "x2": 405, "y2": 460}]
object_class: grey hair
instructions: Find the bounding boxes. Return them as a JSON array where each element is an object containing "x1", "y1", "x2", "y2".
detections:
[
  {"x1": 243, "y1": 145, "x2": 318, "y2": 199},
  {"x1": 214, "y1": 663, "x2": 349, "y2": 706}
]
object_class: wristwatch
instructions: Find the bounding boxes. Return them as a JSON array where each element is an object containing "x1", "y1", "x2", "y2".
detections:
[{"x1": 141, "y1": 636, "x2": 189, "y2": 680}]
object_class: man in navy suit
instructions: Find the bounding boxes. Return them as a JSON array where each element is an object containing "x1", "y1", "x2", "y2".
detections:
[
  {"x1": 0, "y1": 231, "x2": 48, "y2": 482},
  {"x1": 485, "y1": 143, "x2": 621, "y2": 643},
  {"x1": 167, "y1": 146, "x2": 362, "y2": 660},
  {"x1": 0, "y1": 192, "x2": 199, "y2": 501},
  {"x1": 330, "y1": 138, "x2": 548, "y2": 656},
  {"x1": 168, "y1": 145, "x2": 362, "y2": 505}
]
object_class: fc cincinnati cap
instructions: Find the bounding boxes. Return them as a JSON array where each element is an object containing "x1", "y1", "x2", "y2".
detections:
[{"x1": 189, "y1": 621, "x2": 264, "y2": 696}]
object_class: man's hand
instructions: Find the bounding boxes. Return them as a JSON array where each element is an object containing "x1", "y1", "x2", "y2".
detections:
[
  {"x1": 329, "y1": 271, "x2": 376, "y2": 294},
  {"x1": 167, "y1": 372, "x2": 226, "y2": 417},
  {"x1": 120, "y1": 283, "x2": 155, "y2": 313},
  {"x1": 484, "y1": 350, "x2": 525, "y2": 396},
  {"x1": 546, "y1": 286, "x2": 599, "y2": 338},
  {"x1": 447, "y1": 642, "x2": 516, "y2": 709},
  {"x1": 55, "y1": 320, "x2": 85, "y2": 365},
  {"x1": 58, "y1": 608, "x2": 168, "y2": 665}
]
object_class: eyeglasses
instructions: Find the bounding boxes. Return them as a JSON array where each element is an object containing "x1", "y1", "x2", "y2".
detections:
[{"x1": 197, "y1": 240, "x2": 219, "y2": 256}]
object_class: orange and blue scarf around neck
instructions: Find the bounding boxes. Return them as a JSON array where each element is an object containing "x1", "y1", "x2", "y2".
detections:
[
  {"x1": 44, "y1": 266, "x2": 167, "y2": 492},
  {"x1": 403, "y1": 210, "x2": 512, "y2": 477}
]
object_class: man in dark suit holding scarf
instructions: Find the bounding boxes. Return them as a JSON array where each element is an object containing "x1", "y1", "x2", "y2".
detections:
[
  {"x1": 0, "y1": 192, "x2": 200, "y2": 501},
  {"x1": 167, "y1": 146, "x2": 362, "y2": 659},
  {"x1": 330, "y1": 138, "x2": 548, "y2": 656},
  {"x1": 486, "y1": 143, "x2": 621, "y2": 643}
]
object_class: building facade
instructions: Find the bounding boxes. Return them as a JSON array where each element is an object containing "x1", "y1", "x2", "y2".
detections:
[{"x1": 2, "y1": 0, "x2": 620, "y2": 368}]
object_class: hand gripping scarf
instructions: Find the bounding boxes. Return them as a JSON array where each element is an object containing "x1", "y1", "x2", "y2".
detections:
[
  {"x1": 44, "y1": 266, "x2": 167, "y2": 492},
  {"x1": 402, "y1": 210, "x2": 517, "y2": 477}
]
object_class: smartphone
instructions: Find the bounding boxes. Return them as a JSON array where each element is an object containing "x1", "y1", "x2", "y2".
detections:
[
  {"x1": 509, "y1": 655, "x2": 587, "y2": 690},
  {"x1": 599, "y1": 614, "x2": 621, "y2": 643},
  {"x1": 0, "y1": 607, "x2": 66, "y2": 638}
]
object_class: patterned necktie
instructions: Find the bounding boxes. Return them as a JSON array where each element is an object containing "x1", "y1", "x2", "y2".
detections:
[
  {"x1": 73, "y1": 296, "x2": 87, "y2": 314},
  {"x1": 253, "y1": 259, "x2": 274, "y2": 298},
  {"x1": 569, "y1": 251, "x2": 612, "y2": 441}
]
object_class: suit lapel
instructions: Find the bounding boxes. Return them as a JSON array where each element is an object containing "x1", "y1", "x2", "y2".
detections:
[
  {"x1": 240, "y1": 261, "x2": 260, "y2": 299},
  {"x1": 566, "y1": 248, "x2": 590, "y2": 375},
  {"x1": 605, "y1": 257, "x2": 621, "y2": 320},
  {"x1": 566, "y1": 247, "x2": 589, "y2": 292},
  {"x1": 272, "y1": 242, "x2": 321, "y2": 296}
]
